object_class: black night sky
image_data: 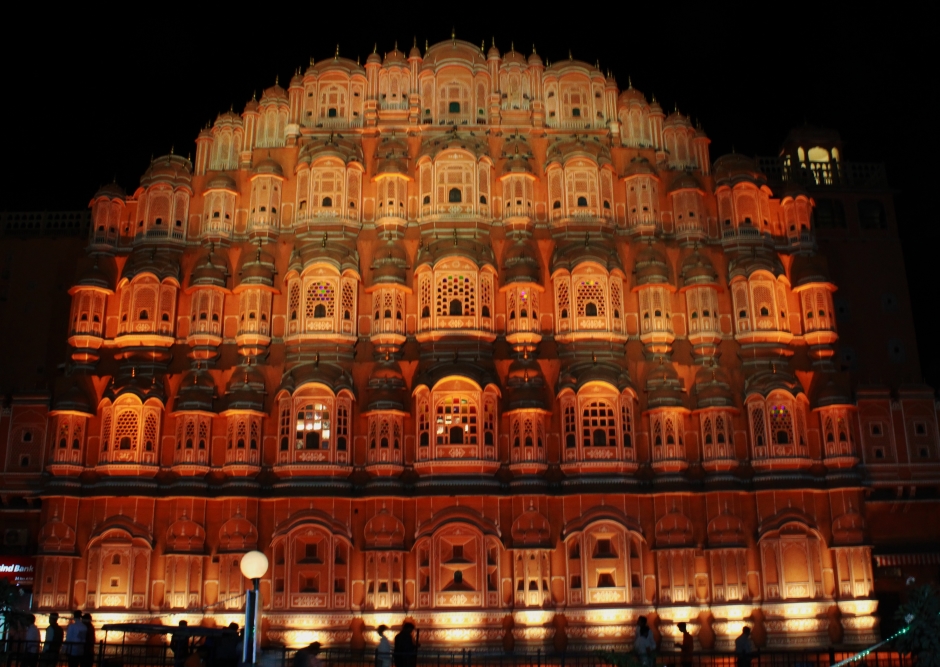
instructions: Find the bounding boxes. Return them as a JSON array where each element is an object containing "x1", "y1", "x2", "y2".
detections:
[{"x1": 3, "y1": 8, "x2": 936, "y2": 387}]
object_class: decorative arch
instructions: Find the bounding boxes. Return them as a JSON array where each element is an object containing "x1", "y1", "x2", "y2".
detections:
[
  {"x1": 562, "y1": 518, "x2": 647, "y2": 606},
  {"x1": 85, "y1": 524, "x2": 153, "y2": 611},
  {"x1": 269, "y1": 521, "x2": 352, "y2": 611},
  {"x1": 558, "y1": 382, "x2": 637, "y2": 474},
  {"x1": 275, "y1": 384, "x2": 354, "y2": 471},
  {"x1": 758, "y1": 519, "x2": 826, "y2": 601}
]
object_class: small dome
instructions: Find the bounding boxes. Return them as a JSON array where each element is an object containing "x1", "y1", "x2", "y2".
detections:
[
  {"x1": 94, "y1": 182, "x2": 126, "y2": 201},
  {"x1": 75, "y1": 259, "x2": 113, "y2": 290},
  {"x1": 409, "y1": 42, "x2": 422, "y2": 59},
  {"x1": 191, "y1": 248, "x2": 228, "y2": 288},
  {"x1": 308, "y1": 56, "x2": 365, "y2": 77},
  {"x1": 372, "y1": 238, "x2": 409, "y2": 286},
  {"x1": 713, "y1": 153, "x2": 768, "y2": 187},
  {"x1": 649, "y1": 98, "x2": 664, "y2": 114},
  {"x1": 527, "y1": 49, "x2": 542, "y2": 66},
  {"x1": 679, "y1": 249, "x2": 718, "y2": 287},
  {"x1": 260, "y1": 83, "x2": 288, "y2": 105},
  {"x1": 618, "y1": 85, "x2": 647, "y2": 106},
  {"x1": 664, "y1": 110, "x2": 692, "y2": 129},
  {"x1": 121, "y1": 247, "x2": 182, "y2": 283},
  {"x1": 693, "y1": 366, "x2": 735, "y2": 409},
  {"x1": 417, "y1": 236, "x2": 495, "y2": 269},
  {"x1": 545, "y1": 135, "x2": 612, "y2": 169},
  {"x1": 502, "y1": 237, "x2": 541, "y2": 286},
  {"x1": 237, "y1": 244, "x2": 276, "y2": 287},
  {"x1": 418, "y1": 130, "x2": 490, "y2": 161},
  {"x1": 728, "y1": 248, "x2": 785, "y2": 280},
  {"x1": 383, "y1": 47, "x2": 407, "y2": 66},
  {"x1": 499, "y1": 136, "x2": 535, "y2": 176},
  {"x1": 375, "y1": 137, "x2": 411, "y2": 178},
  {"x1": 622, "y1": 156, "x2": 657, "y2": 178},
  {"x1": 222, "y1": 364, "x2": 266, "y2": 413},
  {"x1": 668, "y1": 172, "x2": 703, "y2": 193},
  {"x1": 173, "y1": 368, "x2": 217, "y2": 414},
  {"x1": 214, "y1": 110, "x2": 242, "y2": 127},
  {"x1": 298, "y1": 135, "x2": 363, "y2": 165},
  {"x1": 422, "y1": 39, "x2": 487, "y2": 68},
  {"x1": 289, "y1": 71, "x2": 304, "y2": 87},
  {"x1": 253, "y1": 157, "x2": 284, "y2": 177},
  {"x1": 243, "y1": 97, "x2": 259, "y2": 113},
  {"x1": 558, "y1": 358, "x2": 633, "y2": 394},
  {"x1": 633, "y1": 242, "x2": 670, "y2": 286},
  {"x1": 366, "y1": 51, "x2": 382, "y2": 65},
  {"x1": 140, "y1": 154, "x2": 192, "y2": 190},
  {"x1": 282, "y1": 361, "x2": 354, "y2": 396},
  {"x1": 506, "y1": 355, "x2": 548, "y2": 412},
  {"x1": 814, "y1": 376, "x2": 852, "y2": 408},
  {"x1": 645, "y1": 360, "x2": 685, "y2": 408},
  {"x1": 366, "y1": 358, "x2": 407, "y2": 412},
  {"x1": 502, "y1": 46, "x2": 526, "y2": 66},
  {"x1": 551, "y1": 236, "x2": 623, "y2": 274},
  {"x1": 296, "y1": 237, "x2": 360, "y2": 275},
  {"x1": 206, "y1": 172, "x2": 237, "y2": 192},
  {"x1": 790, "y1": 253, "x2": 831, "y2": 287},
  {"x1": 53, "y1": 384, "x2": 95, "y2": 416}
]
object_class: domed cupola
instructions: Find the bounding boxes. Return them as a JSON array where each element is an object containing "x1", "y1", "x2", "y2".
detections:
[
  {"x1": 236, "y1": 243, "x2": 277, "y2": 288},
  {"x1": 281, "y1": 359, "x2": 355, "y2": 397},
  {"x1": 645, "y1": 359, "x2": 686, "y2": 409},
  {"x1": 644, "y1": 358, "x2": 690, "y2": 474},
  {"x1": 68, "y1": 257, "x2": 115, "y2": 366},
  {"x1": 551, "y1": 235, "x2": 623, "y2": 274},
  {"x1": 365, "y1": 356, "x2": 407, "y2": 413},
  {"x1": 119, "y1": 247, "x2": 183, "y2": 283},
  {"x1": 106, "y1": 365, "x2": 167, "y2": 404},
  {"x1": 383, "y1": 45, "x2": 407, "y2": 66},
  {"x1": 234, "y1": 243, "x2": 278, "y2": 359},
  {"x1": 221, "y1": 363, "x2": 266, "y2": 414},
  {"x1": 374, "y1": 137, "x2": 411, "y2": 227},
  {"x1": 253, "y1": 155, "x2": 284, "y2": 176},
  {"x1": 692, "y1": 365, "x2": 738, "y2": 472},
  {"x1": 693, "y1": 365, "x2": 735, "y2": 410},
  {"x1": 53, "y1": 383, "x2": 96, "y2": 417},
  {"x1": 713, "y1": 153, "x2": 767, "y2": 188},
  {"x1": 190, "y1": 247, "x2": 228, "y2": 289},
  {"x1": 136, "y1": 154, "x2": 193, "y2": 245},
  {"x1": 662, "y1": 109, "x2": 696, "y2": 170},
  {"x1": 506, "y1": 352, "x2": 548, "y2": 413},
  {"x1": 89, "y1": 181, "x2": 126, "y2": 246},
  {"x1": 633, "y1": 241, "x2": 670, "y2": 286},
  {"x1": 622, "y1": 156, "x2": 662, "y2": 234},
  {"x1": 498, "y1": 135, "x2": 536, "y2": 227},
  {"x1": 727, "y1": 247, "x2": 785, "y2": 281},
  {"x1": 679, "y1": 248, "x2": 722, "y2": 361},
  {"x1": 172, "y1": 367, "x2": 217, "y2": 414},
  {"x1": 140, "y1": 154, "x2": 193, "y2": 190},
  {"x1": 813, "y1": 376, "x2": 858, "y2": 468},
  {"x1": 363, "y1": 357, "x2": 407, "y2": 476},
  {"x1": 679, "y1": 248, "x2": 718, "y2": 287},
  {"x1": 502, "y1": 235, "x2": 543, "y2": 352},
  {"x1": 633, "y1": 241, "x2": 676, "y2": 355},
  {"x1": 75, "y1": 257, "x2": 113, "y2": 291},
  {"x1": 368, "y1": 237, "x2": 410, "y2": 354}
]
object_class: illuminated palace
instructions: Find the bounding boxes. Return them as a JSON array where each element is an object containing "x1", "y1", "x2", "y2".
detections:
[{"x1": 12, "y1": 38, "x2": 940, "y2": 650}]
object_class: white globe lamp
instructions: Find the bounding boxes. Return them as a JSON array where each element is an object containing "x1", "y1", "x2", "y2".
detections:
[{"x1": 240, "y1": 550, "x2": 269, "y2": 667}]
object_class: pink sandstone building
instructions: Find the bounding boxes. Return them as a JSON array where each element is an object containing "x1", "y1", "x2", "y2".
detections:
[{"x1": 1, "y1": 37, "x2": 938, "y2": 651}]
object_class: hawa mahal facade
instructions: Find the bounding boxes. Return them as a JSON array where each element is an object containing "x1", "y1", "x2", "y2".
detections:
[{"x1": 2, "y1": 37, "x2": 939, "y2": 652}]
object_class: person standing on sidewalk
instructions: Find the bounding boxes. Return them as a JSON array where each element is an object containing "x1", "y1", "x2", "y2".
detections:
[
  {"x1": 81, "y1": 615, "x2": 96, "y2": 667},
  {"x1": 43, "y1": 613, "x2": 64, "y2": 667},
  {"x1": 735, "y1": 627, "x2": 756, "y2": 667},
  {"x1": 23, "y1": 615, "x2": 42, "y2": 667},
  {"x1": 677, "y1": 622, "x2": 693, "y2": 667},
  {"x1": 64, "y1": 611, "x2": 86, "y2": 667}
]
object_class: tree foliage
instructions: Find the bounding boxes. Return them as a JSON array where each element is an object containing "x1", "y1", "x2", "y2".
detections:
[{"x1": 894, "y1": 584, "x2": 940, "y2": 667}]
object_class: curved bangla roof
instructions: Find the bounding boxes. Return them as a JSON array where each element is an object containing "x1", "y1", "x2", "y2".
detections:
[
  {"x1": 221, "y1": 363, "x2": 267, "y2": 413},
  {"x1": 498, "y1": 135, "x2": 536, "y2": 176},
  {"x1": 53, "y1": 383, "x2": 96, "y2": 416},
  {"x1": 505, "y1": 354, "x2": 549, "y2": 412},
  {"x1": 713, "y1": 153, "x2": 767, "y2": 188},
  {"x1": 693, "y1": 365, "x2": 735, "y2": 409},
  {"x1": 727, "y1": 247, "x2": 785, "y2": 280},
  {"x1": 421, "y1": 38, "x2": 487, "y2": 69},
  {"x1": 545, "y1": 134, "x2": 612, "y2": 168},
  {"x1": 280, "y1": 361, "x2": 355, "y2": 396},
  {"x1": 416, "y1": 235, "x2": 495, "y2": 269},
  {"x1": 365, "y1": 358, "x2": 407, "y2": 412},
  {"x1": 790, "y1": 252, "x2": 831, "y2": 287},
  {"x1": 122, "y1": 248, "x2": 182, "y2": 283},
  {"x1": 371, "y1": 236, "x2": 410, "y2": 286},
  {"x1": 140, "y1": 154, "x2": 192, "y2": 190},
  {"x1": 551, "y1": 235, "x2": 622, "y2": 274},
  {"x1": 413, "y1": 358, "x2": 499, "y2": 391},
  {"x1": 679, "y1": 248, "x2": 718, "y2": 287},
  {"x1": 173, "y1": 367, "x2": 217, "y2": 414},
  {"x1": 253, "y1": 156, "x2": 284, "y2": 177},
  {"x1": 74, "y1": 257, "x2": 114, "y2": 291},
  {"x1": 236, "y1": 243, "x2": 277, "y2": 288},
  {"x1": 645, "y1": 359, "x2": 686, "y2": 409},
  {"x1": 418, "y1": 129, "x2": 490, "y2": 161},
  {"x1": 502, "y1": 236, "x2": 541, "y2": 286},
  {"x1": 557, "y1": 359, "x2": 633, "y2": 394},
  {"x1": 633, "y1": 241, "x2": 670, "y2": 286},
  {"x1": 93, "y1": 182, "x2": 126, "y2": 201},
  {"x1": 190, "y1": 247, "x2": 228, "y2": 288},
  {"x1": 291, "y1": 237, "x2": 360, "y2": 276},
  {"x1": 298, "y1": 134, "x2": 363, "y2": 165}
]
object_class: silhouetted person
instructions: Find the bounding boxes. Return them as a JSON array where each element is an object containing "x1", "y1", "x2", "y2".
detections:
[
  {"x1": 393, "y1": 623, "x2": 418, "y2": 667},
  {"x1": 171, "y1": 621, "x2": 190, "y2": 667},
  {"x1": 677, "y1": 622, "x2": 693, "y2": 667},
  {"x1": 634, "y1": 622, "x2": 656, "y2": 667},
  {"x1": 735, "y1": 627, "x2": 756, "y2": 667},
  {"x1": 215, "y1": 623, "x2": 240, "y2": 667},
  {"x1": 81, "y1": 614, "x2": 95, "y2": 667},
  {"x1": 23, "y1": 615, "x2": 41, "y2": 667},
  {"x1": 376, "y1": 625, "x2": 392, "y2": 667},
  {"x1": 64, "y1": 612, "x2": 86, "y2": 667},
  {"x1": 43, "y1": 613, "x2": 64, "y2": 667}
]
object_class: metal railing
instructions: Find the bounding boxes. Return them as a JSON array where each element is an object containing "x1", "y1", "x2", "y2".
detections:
[{"x1": 0, "y1": 643, "x2": 914, "y2": 667}]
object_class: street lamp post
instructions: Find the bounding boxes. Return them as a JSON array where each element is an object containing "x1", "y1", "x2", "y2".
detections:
[{"x1": 239, "y1": 550, "x2": 269, "y2": 667}]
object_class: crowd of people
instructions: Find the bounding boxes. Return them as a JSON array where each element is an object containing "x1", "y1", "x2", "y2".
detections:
[{"x1": 5, "y1": 614, "x2": 759, "y2": 667}]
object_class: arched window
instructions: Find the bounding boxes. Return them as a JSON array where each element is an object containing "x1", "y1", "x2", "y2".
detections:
[
  {"x1": 449, "y1": 188, "x2": 462, "y2": 203},
  {"x1": 449, "y1": 299, "x2": 462, "y2": 316},
  {"x1": 577, "y1": 196, "x2": 588, "y2": 207},
  {"x1": 314, "y1": 304, "x2": 327, "y2": 318}
]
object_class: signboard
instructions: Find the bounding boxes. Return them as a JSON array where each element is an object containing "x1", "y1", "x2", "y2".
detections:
[{"x1": 0, "y1": 556, "x2": 35, "y2": 586}]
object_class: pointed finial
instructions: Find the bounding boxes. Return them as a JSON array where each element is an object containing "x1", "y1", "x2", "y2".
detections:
[
  {"x1": 584, "y1": 231, "x2": 590, "y2": 247},
  {"x1": 628, "y1": 76, "x2": 633, "y2": 88},
  {"x1": 425, "y1": 39, "x2": 429, "y2": 52},
  {"x1": 315, "y1": 352, "x2": 320, "y2": 367},
  {"x1": 322, "y1": 231, "x2": 328, "y2": 247},
  {"x1": 309, "y1": 56, "x2": 314, "y2": 66},
  {"x1": 481, "y1": 39, "x2": 486, "y2": 51},
  {"x1": 568, "y1": 49, "x2": 573, "y2": 60},
  {"x1": 532, "y1": 44, "x2": 537, "y2": 54},
  {"x1": 451, "y1": 27, "x2": 455, "y2": 40},
  {"x1": 394, "y1": 40, "x2": 398, "y2": 51},
  {"x1": 413, "y1": 36, "x2": 417, "y2": 49},
  {"x1": 335, "y1": 44, "x2": 340, "y2": 59},
  {"x1": 131, "y1": 366, "x2": 136, "y2": 378},
  {"x1": 511, "y1": 42, "x2": 515, "y2": 52},
  {"x1": 592, "y1": 352, "x2": 597, "y2": 365},
  {"x1": 453, "y1": 228, "x2": 459, "y2": 246}
]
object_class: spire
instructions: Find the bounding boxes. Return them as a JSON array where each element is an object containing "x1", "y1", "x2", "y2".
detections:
[
  {"x1": 568, "y1": 49, "x2": 573, "y2": 60},
  {"x1": 451, "y1": 26, "x2": 455, "y2": 40},
  {"x1": 335, "y1": 44, "x2": 340, "y2": 59}
]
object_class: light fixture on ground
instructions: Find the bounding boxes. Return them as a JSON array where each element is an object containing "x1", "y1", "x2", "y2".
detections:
[{"x1": 240, "y1": 550, "x2": 269, "y2": 666}]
